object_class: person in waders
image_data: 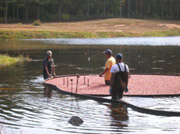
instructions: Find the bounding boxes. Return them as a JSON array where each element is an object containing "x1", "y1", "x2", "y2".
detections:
[
  {"x1": 43, "y1": 50, "x2": 56, "y2": 80},
  {"x1": 110, "y1": 53, "x2": 129, "y2": 100},
  {"x1": 99, "y1": 49, "x2": 116, "y2": 85}
]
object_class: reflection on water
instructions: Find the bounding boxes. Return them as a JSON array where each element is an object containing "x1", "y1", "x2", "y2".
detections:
[
  {"x1": 0, "y1": 39, "x2": 180, "y2": 133},
  {"x1": 106, "y1": 103, "x2": 128, "y2": 128},
  {"x1": 44, "y1": 87, "x2": 52, "y2": 98}
]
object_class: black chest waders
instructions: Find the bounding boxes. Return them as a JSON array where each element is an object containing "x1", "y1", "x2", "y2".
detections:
[
  {"x1": 112, "y1": 64, "x2": 128, "y2": 100},
  {"x1": 43, "y1": 58, "x2": 54, "y2": 80}
]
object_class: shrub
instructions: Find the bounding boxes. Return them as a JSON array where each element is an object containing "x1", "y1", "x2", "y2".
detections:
[
  {"x1": 62, "y1": 13, "x2": 70, "y2": 21},
  {"x1": 17, "y1": 23, "x2": 22, "y2": 26},
  {"x1": 32, "y1": 20, "x2": 41, "y2": 26},
  {"x1": 0, "y1": 54, "x2": 30, "y2": 66},
  {"x1": 153, "y1": 13, "x2": 160, "y2": 19}
]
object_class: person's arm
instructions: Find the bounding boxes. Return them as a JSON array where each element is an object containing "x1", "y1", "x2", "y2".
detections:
[
  {"x1": 99, "y1": 68, "x2": 109, "y2": 77},
  {"x1": 110, "y1": 73, "x2": 115, "y2": 89},
  {"x1": 126, "y1": 65, "x2": 130, "y2": 86},
  {"x1": 99, "y1": 60, "x2": 111, "y2": 77},
  {"x1": 52, "y1": 64, "x2": 56, "y2": 77},
  {"x1": 45, "y1": 65, "x2": 51, "y2": 78},
  {"x1": 125, "y1": 65, "x2": 130, "y2": 92},
  {"x1": 51, "y1": 58, "x2": 56, "y2": 77}
]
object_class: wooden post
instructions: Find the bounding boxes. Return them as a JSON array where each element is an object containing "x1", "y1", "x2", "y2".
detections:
[
  {"x1": 87, "y1": 78, "x2": 89, "y2": 87},
  {"x1": 84, "y1": 76, "x2": 86, "y2": 85},
  {"x1": 76, "y1": 74, "x2": 80, "y2": 93},
  {"x1": 70, "y1": 79, "x2": 73, "y2": 93},
  {"x1": 67, "y1": 78, "x2": 69, "y2": 87},
  {"x1": 63, "y1": 77, "x2": 65, "y2": 85}
]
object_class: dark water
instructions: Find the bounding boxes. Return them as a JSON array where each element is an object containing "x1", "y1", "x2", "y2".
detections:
[{"x1": 0, "y1": 38, "x2": 180, "y2": 134}]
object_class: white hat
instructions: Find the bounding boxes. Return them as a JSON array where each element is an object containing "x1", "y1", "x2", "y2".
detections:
[{"x1": 47, "y1": 50, "x2": 52, "y2": 56}]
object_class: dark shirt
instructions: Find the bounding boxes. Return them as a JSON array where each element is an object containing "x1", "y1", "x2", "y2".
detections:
[{"x1": 43, "y1": 57, "x2": 54, "y2": 79}]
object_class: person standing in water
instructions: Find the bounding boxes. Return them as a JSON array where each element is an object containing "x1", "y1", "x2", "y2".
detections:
[
  {"x1": 43, "y1": 50, "x2": 56, "y2": 80},
  {"x1": 99, "y1": 49, "x2": 116, "y2": 85},
  {"x1": 110, "y1": 53, "x2": 129, "y2": 100}
]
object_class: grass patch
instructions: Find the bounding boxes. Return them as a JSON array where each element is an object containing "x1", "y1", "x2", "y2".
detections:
[
  {"x1": 0, "y1": 54, "x2": 30, "y2": 66},
  {"x1": 143, "y1": 29, "x2": 180, "y2": 37},
  {"x1": 0, "y1": 30, "x2": 97, "y2": 39},
  {"x1": 0, "y1": 29, "x2": 179, "y2": 39}
]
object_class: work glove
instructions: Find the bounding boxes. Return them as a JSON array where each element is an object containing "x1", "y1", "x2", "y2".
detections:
[{"x1": 109, "y1": 88, "x2": 112, "y2": 95}]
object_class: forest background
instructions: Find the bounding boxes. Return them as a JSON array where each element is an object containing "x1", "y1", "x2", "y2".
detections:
[{"x1": 1, "y1": 0, "x2": 180, "y2": 23}]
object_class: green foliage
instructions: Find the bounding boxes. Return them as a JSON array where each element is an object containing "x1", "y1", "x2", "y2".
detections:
[
  {"x1": 0, "y1": 17, "x2": 4, "y2": 22},
  {"x1": 0, "y1": 0, "x2": 179, "y2": 23},
  {"x1": 17, "y1": 23, "x2": 22, "y2": 25},
  {"x1": 0, "y1": 54, "x2": 30, "y2": 66},
  {"x1": 144, "y1": 29, "x2": 180, "y2": 37},
  {"x1": 0, "y1": 27, "x2": 179, "y2": 40},
  {"x1": 62, "y1": 13, "x2": 70, "y2": 21},
  {"x1": 153, "y1": 13, "x2": 160, "y2": 19},
  {"x1": 32, "y1": 20, "x2": 41, "y2": 26}
]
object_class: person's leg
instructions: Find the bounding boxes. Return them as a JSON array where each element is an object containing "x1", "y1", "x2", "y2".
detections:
[
  {"x1": 105, "y1": 80, "x2": 110, "y2": 85},
  {"x1": 118, "y1": 90, "x2": 124, "y2": 99},
  {"x1": 111, "y1": 89, "x2": 119, "y2": 100},
  {"x1": 111, "y1": 93, "x2": 117, "y2": 100}
]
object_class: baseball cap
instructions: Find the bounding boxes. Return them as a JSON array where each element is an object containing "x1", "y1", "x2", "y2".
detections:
[
  {"x1": 103, "y1": 49, "x2": 112, "y2": 55},
  {"x1": 116, "y1": 53, "x2": 123, "y2": 59}
]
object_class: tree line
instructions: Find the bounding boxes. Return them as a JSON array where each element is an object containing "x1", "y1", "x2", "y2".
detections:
[{"x1": 0, "y1": 0, "x2": 180, "y2": 23}]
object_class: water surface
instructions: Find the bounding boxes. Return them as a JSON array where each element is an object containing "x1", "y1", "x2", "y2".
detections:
[
  {"x1": 26, "y1": 36, "x2": 180, "y2": 46},
  {"x1": 0, "y1": 38, "x2": 180, "y2": 133}
]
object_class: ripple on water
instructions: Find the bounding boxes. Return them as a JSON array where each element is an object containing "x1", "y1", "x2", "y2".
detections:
[
  {"x1": 1, "y1": 89, "x2": 180, "y2": 133},
  {"x1": 1, "y1": 38, "x2": 180, "y2": 133}
]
